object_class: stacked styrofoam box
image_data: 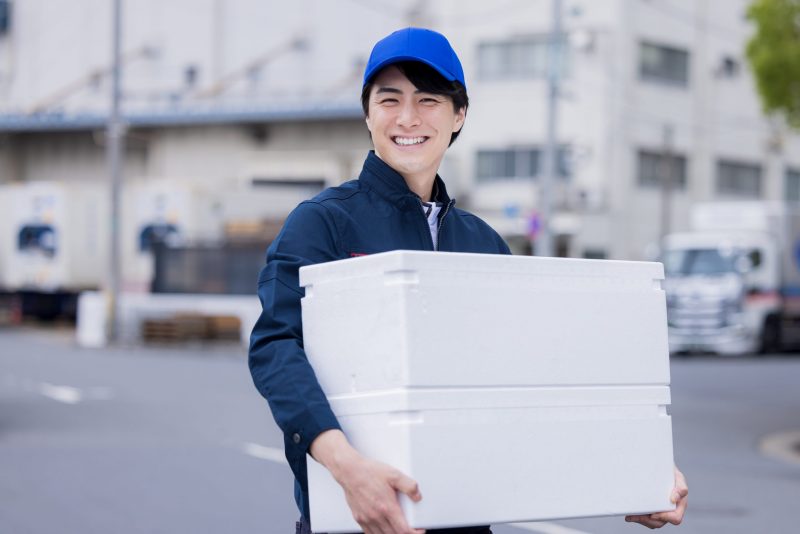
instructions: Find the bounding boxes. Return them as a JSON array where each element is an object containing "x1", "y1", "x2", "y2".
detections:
[{"x1": 300, "y1": 251, "x2": 674, "y2": 532}]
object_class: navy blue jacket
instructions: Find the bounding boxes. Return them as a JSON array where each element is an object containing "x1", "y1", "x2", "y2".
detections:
[{"x1": 248, "y1": 151, "x2": 510, "y2": 518}]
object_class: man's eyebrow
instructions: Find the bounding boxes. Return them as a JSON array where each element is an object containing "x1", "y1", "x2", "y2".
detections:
[
  {"x1": 375, "y1": 87, "x2": 403, "y2": 95},
  {"x1": 374, "y1": 87, "x2": 427, "y2": 95}
]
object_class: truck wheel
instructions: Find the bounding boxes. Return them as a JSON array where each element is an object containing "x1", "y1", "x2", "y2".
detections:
[{"x1": 759, "y1": 316, "x2": 781, "y2": 355}]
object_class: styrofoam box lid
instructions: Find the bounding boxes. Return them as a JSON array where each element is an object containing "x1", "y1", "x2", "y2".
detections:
[
  {"x1": 300, "y1": 250, "x2": 664, "y2": 287},
  {"x1": 326, "y1": 385, "x2": 671, "y2": 416},
  {"x1": 300, "y1": 250, "x2": 669, "y2": 395}
]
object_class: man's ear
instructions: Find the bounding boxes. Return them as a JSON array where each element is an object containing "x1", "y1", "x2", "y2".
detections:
[
  {"x1": 452, "y1": 107, "x2": 466, "y2": 133},
  {"x1": 365, "y1": 114, "x2": 373, "y2": 132}
]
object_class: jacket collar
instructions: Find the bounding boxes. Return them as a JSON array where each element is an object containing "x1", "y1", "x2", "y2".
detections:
[{"x1": 360, "y1": 151, "x2": 453, "y2": 207}]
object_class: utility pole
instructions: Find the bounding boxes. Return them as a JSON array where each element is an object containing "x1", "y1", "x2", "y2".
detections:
[
  {"x1": 107, "y1": 0, "x2": 124, "y2": 343},
  {"x1": 659, "y1": 124, "x2": 675, "y2": 241},
  {"x1": 537, "y1": 0, "x2": 563, "y2": 257}
]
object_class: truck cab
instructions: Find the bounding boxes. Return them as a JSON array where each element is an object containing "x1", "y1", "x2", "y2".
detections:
[{"x1": 662, "y1": 230, "x2": 779, "y2": 355}]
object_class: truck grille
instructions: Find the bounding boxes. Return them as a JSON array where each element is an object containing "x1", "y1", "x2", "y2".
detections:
[{"x1": 667, "y1": 297, "x2": 733, "y2": 330}]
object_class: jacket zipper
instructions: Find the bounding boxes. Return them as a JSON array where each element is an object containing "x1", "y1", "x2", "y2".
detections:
[{"x1": 435, "y1": 199, "x2": 455, "y2": 251}]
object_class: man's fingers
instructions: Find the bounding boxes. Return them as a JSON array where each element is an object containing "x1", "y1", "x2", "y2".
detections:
[
  {"x1": 642, "y1": 518, "x2": 667, "y2": 529},
  {"x1": 672, "y1": 467, "x2": 689, "y2": 499},
  {"x1": 391, "y1": 472, "x2": 423, "y2": 502},
  {"x1": 650, "y1": 510, "x2": 683, "y2": 525},
  {"x1": 626, "y1": 515, "x2": 667, "y2": 529},
  {"x1": 660, "y1": 489, "x2": 688, "y2": 524},
  {"x1": 625, "y1": 468, "x2": 688, "y2": 530},
  {"x1": 362, "y1": 512, "x2": 393, "y2": 534},
  {"x1": 672, "y1": 485, "x2": 689, "y2": 503},
  {"x1": 341, "y1": 458, "x2": 423, "y2": 534},
  {"x1": 386, "y1": 508, "x2": 422, "y2": 534},
  {"x1": 352, "y1": 497, "x2": 392, "y2": 534},
  {"x1": 376, "y1": 515, "x2": 398, "y2": 534}
]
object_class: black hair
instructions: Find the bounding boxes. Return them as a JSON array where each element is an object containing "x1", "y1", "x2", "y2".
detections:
[{"x1": 361, "y1": 61, "x2": 469, "y2": 146}]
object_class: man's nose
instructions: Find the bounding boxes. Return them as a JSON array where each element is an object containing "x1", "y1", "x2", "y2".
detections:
[{"x1": 396, "y1": 101, "x2": 421, "y2": 128}]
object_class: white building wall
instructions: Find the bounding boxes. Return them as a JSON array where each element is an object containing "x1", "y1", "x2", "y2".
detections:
[
  {"x1": 0, "y1": 0, "x2": 798, "y2": 260},
  {"x1": 144, "y1": 121, "x2": 370, "y2": 185}
]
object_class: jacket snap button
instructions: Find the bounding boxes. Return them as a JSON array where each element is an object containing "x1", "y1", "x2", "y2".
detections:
[{"x1": 292, "y1": 433, "x2": 301, "y2": 444}]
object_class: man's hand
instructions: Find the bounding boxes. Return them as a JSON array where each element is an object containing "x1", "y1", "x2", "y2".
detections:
[
  {"x1": 625, "y1": 466, "x2": 688, "y2": 529},
  {"x1": 310, "y1": 429, "x2": 425, "y2": 534}
]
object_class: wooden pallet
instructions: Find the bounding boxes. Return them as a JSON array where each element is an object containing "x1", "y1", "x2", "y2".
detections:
[
  {"x1": 0, "y1": 294, "x2": 22, "y2": 326},
  {"x1": 207, "y1": 315, "x2": 241, "y2": 341},
  {"x1": 141, "y1": 314, "x2": 241, "y2": 342}
]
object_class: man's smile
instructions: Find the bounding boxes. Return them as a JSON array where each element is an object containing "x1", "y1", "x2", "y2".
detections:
[{"x1": 392, "y1": 136, "x2": 429, "y2": 146}]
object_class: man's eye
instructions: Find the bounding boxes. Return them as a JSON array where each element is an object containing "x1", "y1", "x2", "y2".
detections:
[
  {"x1": 420, "y1": 97, "x2": 440, "y2": 104},
  {"x1": 379, "y1": 98, "x2": 398, "y2": 104}
]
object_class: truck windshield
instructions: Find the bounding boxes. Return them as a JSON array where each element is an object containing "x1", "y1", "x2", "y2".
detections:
[{"x1": 662, "y1": 248, "x2": 737, "y2": 276}]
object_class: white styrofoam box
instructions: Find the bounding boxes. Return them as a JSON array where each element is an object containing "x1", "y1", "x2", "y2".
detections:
[
  {"x1": 301, "y1": 251, "x2": 674, "y2": 531},
  {"x1": 300, "y1": 251, "x2": 669, "y2": 397},
  {"x1": 308, "y1": 386, "x2": 675, "y2": 532}
]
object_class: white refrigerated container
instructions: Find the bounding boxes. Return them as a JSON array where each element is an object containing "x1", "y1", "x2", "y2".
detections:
[
  {"x1": 120, "y1": 180, "x2": 224, "y2": 292},
  {"x1": 0, "y1": 181, "x2": 107, "y2": 292}
]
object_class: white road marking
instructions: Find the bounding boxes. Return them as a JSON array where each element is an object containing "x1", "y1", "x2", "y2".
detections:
[
  {"x1": 38, "y1": 382, "x2": 83, "y2": 404},
  {"x1": 759, "y1": 429, "x2": 800, "y2": 466},
  {"x1": 242, "y1": 442, "x2": 287, "y2": 464},
  {"x1": 35, "y1": 383, "x2": 113, "y2": 404},
  {"x1": 86, "y1": 386, "x2": 114, "y2": 400},
  {"x1": 510, "y1": 522, "x2": 592, "y2": 534}
]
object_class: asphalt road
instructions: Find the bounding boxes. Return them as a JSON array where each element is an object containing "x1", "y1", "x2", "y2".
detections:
[{"x1": 1, "y1": 327, "x2": 798, "y2": 534}]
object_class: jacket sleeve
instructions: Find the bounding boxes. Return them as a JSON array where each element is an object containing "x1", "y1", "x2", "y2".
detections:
[{"x1": 248, "y1": 200, "x2": 343, "y2": 473}]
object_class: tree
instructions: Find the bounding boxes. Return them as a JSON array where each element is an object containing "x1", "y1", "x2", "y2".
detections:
[{"x1": 746, "y1": 0, "x2": 800, "y2": 127}]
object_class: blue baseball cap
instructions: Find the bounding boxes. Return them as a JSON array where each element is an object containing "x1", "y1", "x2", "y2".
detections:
[{"x1": 363, "y1": 27, "x2": 466, "y2": 91}]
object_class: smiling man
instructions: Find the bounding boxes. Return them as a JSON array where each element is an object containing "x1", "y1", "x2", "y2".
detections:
[{"x1": 248, "y1": 28, "x2": 687, "y2": 534}]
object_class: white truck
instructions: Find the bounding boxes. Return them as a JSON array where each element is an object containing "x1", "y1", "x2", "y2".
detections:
[{"x1": 662, "y1": 202, "x2": 800, "y2": 355}]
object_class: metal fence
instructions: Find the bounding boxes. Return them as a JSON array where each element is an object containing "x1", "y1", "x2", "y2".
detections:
[{"x1": 151, "y1": 242, "x2": 269, "y2": 295}]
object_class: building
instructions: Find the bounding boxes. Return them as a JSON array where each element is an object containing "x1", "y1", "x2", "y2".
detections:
[{"x1": 0, "y1": 0, "x2": 797, "y2": 265}]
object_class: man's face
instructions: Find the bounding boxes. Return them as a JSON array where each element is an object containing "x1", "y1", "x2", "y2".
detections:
[{"x1": 365, "y1": 66, "x2": 465, "y2": 184}]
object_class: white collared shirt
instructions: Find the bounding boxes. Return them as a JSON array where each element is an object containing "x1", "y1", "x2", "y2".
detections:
[{"x1": 420, "y1": 201, "x2": 443, "y2": 249}]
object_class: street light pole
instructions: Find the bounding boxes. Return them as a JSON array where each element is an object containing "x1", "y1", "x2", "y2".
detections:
[
  {"x1": 537, "y1": 0, "x2": 563, "y2": 257},
  {"x1": 107, "y1": 0, "x2": 124, "y2": 343}
]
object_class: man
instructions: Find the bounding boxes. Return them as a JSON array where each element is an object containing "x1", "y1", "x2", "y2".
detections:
[{"x1": 249, "y1": 28, "x2": 688, "y2": 534}]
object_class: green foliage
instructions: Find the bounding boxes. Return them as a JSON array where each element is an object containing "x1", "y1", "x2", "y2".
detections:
[{"x1": 746, "y1": 0, "x2": 800, "y2": 127}]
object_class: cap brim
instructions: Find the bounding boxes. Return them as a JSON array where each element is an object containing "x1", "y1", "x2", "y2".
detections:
[{"x1": 363, "y1": 55, "x2": 458, "y2": 86}]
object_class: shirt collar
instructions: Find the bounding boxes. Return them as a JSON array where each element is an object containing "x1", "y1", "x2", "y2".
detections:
[{"x1": 360, "y1": 151, "x2": 453, "y2": 207}]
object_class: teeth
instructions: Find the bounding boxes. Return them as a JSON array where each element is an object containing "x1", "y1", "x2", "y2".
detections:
[{"x1": 394, "y1": 136, "x2": 426, "y2": 146}]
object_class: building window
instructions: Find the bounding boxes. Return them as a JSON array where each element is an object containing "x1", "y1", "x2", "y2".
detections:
[
  {"x1": 637, "y1": 150, "x2": 688, "y2": 189},
  {"x1": 786, "y1": 168, "x2": 800, "y2": 201},
  {"x1": 478, "y1": 36, "x2": 569, "y2": 80},
  {"x1": 639, "y1": 42, "x2": 689, "y2": 86},
  {"x1": 716, "y1": 160, "x2": 762, "y2": 197},
  {"x1": 476, "y1": 147, "x2": 570, "y2": 182}
]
